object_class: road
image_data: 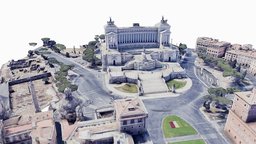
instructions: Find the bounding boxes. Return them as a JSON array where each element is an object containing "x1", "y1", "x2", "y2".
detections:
[
  {"x1": 143, "y1": 53, "x2": 230, "y2": 144},
  {"x1": 46, "y1": 51, "x2": 230, "y2": 144},
  {"x1": 46, "y1": 52, "x2": 115, "y2": 109}
]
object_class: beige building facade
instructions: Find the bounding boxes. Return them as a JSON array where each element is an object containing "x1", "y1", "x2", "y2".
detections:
[
  {"x1": 62, "y1": 98, "x2": 148, "y2": 143},
  {"x1": 224, "y1": 89, "x2": 256, "y2": 144},
  {"x1": 114, "y1": 98, "x2": 148, "y2": 135},
  {"x1": 224, "y1": 49, "x2": 256, "y2": 75},
  {"x1": 196, "y1": 37, "x2": 231, "y2": 58}
]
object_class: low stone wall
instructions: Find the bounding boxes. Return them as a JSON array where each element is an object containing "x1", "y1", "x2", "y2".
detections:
[
  {"x1": 163, "y1": 71, "x2": 187, "y2": 82},
  {"x1": 9, "y1": 72, "x2": 52, "y2": 86},
  {"x1": 109, "y1": 73, "x2": 138, "y2": 84}
]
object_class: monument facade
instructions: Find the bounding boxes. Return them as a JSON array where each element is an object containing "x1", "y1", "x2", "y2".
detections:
[
  {"x1": 105, "y1": 17, "x2": 171, "y2": 50},
  {"x1": 101, "y1": 17, "x2": 179, "y2": 71}
]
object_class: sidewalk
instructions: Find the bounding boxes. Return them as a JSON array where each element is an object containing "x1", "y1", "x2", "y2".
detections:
[{"x1": 165, "y1": 134, "x2": 202, "y2": 143}]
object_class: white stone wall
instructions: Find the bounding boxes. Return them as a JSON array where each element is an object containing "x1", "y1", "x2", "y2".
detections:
[{"x1": 106, "y1": 53, "x2": 122, "y2": 66}]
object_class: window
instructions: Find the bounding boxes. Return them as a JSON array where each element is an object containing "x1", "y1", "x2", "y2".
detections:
[
  {"x1": 138, "y1": 118, "x2": 143, "y2": 123},
  {"x1": 123, "y1": 120, "x2": 127, "y2": 125},
  {"x1": 131, "y1": 119, "x2": 134, "y2": 124}
]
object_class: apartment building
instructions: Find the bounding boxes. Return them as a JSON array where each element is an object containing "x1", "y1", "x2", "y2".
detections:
[
  {"x1": 196, "y1": 37, "x2": 231, "y2": 58},
  {"x1": 224, "y1": 49, "x2": 256, "y2": 75},
  {"x1": 224, "y1": 89, "x2": 256, "y2": 144}
]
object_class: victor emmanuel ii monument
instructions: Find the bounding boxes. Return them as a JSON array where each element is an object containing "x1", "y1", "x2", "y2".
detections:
[
  {"x1": 100, "y1": 17, "x2": 187, "y2": 96},
  {"x1": 101, "y1": 17, "x2": 179, "y2": 71}
]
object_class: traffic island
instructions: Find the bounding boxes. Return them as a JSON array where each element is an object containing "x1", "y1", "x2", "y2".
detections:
[
  {"x1": 162, "y1": 115, "x2": 197, "y2": 138},
  {"x1": 115, "y1": 83, "x2": 138, "y2": 93},
  {"x1": 166, "y1": 79, "x2": 187, "y2": 90},
  {"x1": 169, "y1": 139, "x2": 205, "y2": 144}
]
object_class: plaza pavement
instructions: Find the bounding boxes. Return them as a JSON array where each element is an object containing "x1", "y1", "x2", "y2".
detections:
[{"x1": 104, "y1": 71, "x2": 193, "y2": 99}]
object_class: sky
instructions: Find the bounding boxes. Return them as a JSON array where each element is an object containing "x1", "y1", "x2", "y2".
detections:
[{"x1": 0, "y1": 0, "x2": 255, "y2": 66}]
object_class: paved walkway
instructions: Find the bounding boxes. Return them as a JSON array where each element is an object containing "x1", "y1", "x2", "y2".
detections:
[
  {"x1": 141, "y1": 75, "x2": 169, "y2": 95},
  {"x1": 165, "y1": 134, "x2": 202, "y2": 143}
]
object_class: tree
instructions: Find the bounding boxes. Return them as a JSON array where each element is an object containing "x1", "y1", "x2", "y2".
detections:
[
  {"x1": 29, "y1": 42, "x2": 37, "y2": 47},
  {"x1": 88, "y1": 41, "x2": 97, "y2": 48},
  {"x1": 241, "y1": 70, "x2": 247, "y2": 80},
  {"x1": 229, "y1": 59, "x2": 237, "y2": 68},
  {"x1": 73, "y1": 46, "x2": 76, "y2": 54},
  {"x1": 65, "y1": 52, "x2": 70, "y2": 58},
  {"x1": 178, "y1": 43, "x2": 187, "y2": 55},
  {"x1": 55, "y1": 43, "x2": 66, "y2": 51},
  {"x1": 48, "y1": 40, "x2": 56, "y2": 48},
  {"x1": 99, "y1": 34, "x2": 105, "y2": 41},
  {"x1": 172, "y1": 84, "x2": 176, "y2": 93},
  {"x1": 42, "y1": 77, "x2": 49, "y2": 84},
  {"x1": 208, "y1": 87, "x2": 227, "y2": 97},
  {"x1": 28, "y1": 50, "x2": 34, "y2": 57},
  {"x1": 94, "y1": 35, "x2": 100, "y2": 42},
  {"x1": 236, "y1": 64, "x2": 241, "y2": 72},
  {"x1": 41, "y1": 37, "x2": 50, "y2": 46}
]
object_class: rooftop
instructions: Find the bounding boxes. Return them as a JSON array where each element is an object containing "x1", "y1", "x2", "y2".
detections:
[
  {"x1": 4, "y1": 111, "x2": 54, "y2": 137},
  {"x1": 226, "y1": 49, "x2": 256, "y2": 58},
  {"x1": 235, "y1": 89, "x2": 256, "y2": 105},
  {"x1": 197, "y1": 37, "x2": 230, "y2": 47},
  {"x1": 114, "y1": 98, "x2": 148, "y2": 120}
]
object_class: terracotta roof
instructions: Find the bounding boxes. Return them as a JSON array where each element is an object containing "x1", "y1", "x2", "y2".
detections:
[{"x1": 114, "y1": 98, "x2": 147, "y2": 119}]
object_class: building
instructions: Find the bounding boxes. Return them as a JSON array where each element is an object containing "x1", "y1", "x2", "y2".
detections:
[
  {"x1": 224, "y1": 49, "x2": 256, "y2": 75},
  {"x1": 62, "y1": 98, "x2": 148, "y2": 143},
  {"x1": 2, "y1": 111, "x2": 56, "y2": 144},
  {"x1": 105, "y1": 17, "x2": 170, "y2": 50},
  {"x1": 114, "y1": 98, "x2": 148, "y2": 135},
  {"x1": 0, "y1": 83, "x2": 11, "y2": 120},
  {"x1": 0, "y1": 120, "x2": 4, "y2": 144},
  {"x1": 196, "y1": 37, "x2": 231, "y2": 58},
  {"x1": 224, "y1": 89, "x2": 256, "y2": 144},
  {"x1": 102, "y1": 17, "x2": 179, "y2": 71}
]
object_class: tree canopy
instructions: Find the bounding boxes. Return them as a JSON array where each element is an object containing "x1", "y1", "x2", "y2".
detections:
[
  {"x1": 55, "y1": 43, "x2": 66, "y2": 50},
  {"x1": 99, "y1": 34, "x2": 105, "y2": 40},
  {"x1": 41, "y1": 37, "x2": 50, "y2": 41},
  {"x1": 29, "y1": 42, "x2": 37, "y2": 47},
  {"x1": 88, "y1": 41, "x2": 97, "y2": 48},
  {"x1": 178, "y1": 43, "x2": 187, "y2": 55}
]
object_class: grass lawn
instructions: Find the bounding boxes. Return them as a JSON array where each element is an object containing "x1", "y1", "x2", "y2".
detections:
[
  {"x1": 169, "y1": 139, "x2": 205, "y2": 144},
  {"x1": 115, "y1": 83, "x2": 138, "y2": 93},
  {"x1": 163, "y1": 115, "x2": 197, "y2": 138},
  {"x1": 166, "y1": 79, "x2": 187, "y2": 89}
]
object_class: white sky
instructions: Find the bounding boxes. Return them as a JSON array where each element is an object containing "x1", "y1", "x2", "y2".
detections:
[{"x1": 0, "y1": 0, "x2": 255, "y2": 66}]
